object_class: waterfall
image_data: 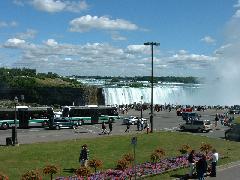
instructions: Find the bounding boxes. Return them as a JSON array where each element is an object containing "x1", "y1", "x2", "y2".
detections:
[{"x1": 103, "y1": 84, "x2": 201, "y2": 105}]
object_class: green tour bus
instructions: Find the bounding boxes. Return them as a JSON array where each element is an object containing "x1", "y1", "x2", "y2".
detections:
[
  {"x1": 62, "y1": 105, "x2": 119, "y2": 125},
  {"x1": 0, "y1": 106, "x2": 54, "y2": 130}
]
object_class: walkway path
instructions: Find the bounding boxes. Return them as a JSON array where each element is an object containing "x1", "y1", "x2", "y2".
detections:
[{"x1": 206, "y1": 161, "x2": 240, "y2": 180}]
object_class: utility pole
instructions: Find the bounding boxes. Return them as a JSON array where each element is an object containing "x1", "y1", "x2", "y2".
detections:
[{"x1": 144, "y1": 42, "x2": 160, "y2": 133}]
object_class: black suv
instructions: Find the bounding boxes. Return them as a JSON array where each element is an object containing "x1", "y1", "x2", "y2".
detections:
[
  {"x1": 181, "y1": 112, "x2": 201, "y2": 121},
  {"x1": 48, "y1": 118, "x2": 78, "y2": 130}
]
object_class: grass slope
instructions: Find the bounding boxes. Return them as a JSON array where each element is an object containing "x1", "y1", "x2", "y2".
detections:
[{"x1": 0, "y1": 131, "x2": 240, "y2": 179}]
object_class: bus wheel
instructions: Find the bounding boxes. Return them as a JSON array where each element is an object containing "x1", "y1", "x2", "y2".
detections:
[
  {"x1": 1, "y1": 123, "x2": 9, "y2": 130},
  {"x1": 55, "y1": 125, "x2": 60, "y2": 130}
]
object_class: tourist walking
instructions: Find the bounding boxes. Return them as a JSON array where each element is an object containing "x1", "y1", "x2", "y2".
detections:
[
  {"x1": 141, "y1": 119, "x2": 144, "y2": 131},
  {"x1": 188, "y1": 150, "x2": 196, "y2": 178},
  {"x1": 102, "y1": 122, "x2": 107, "y2": 134},
  {"x1": 146, "y1": 123, "x2": 150, "y2": 134},
  {"x1": 196, "y1": 154, "x2": 207, "y2": 180},
  {"x1": 215, "y1": 114, "x2": 219, "y2": 128},
  {"x1": 108, "y1": 119, "x2": 113, "y2": 135},
  {"x1": 125, "y1": 122, "x2": 130, "y2": 132},
  {"x1": 210, "y1": 149, "x2": 219, "y2": 177},
  {"x1": 79, "y1": 144, "x2": 89, "y2": 167},
  {"x1": 137, "y1": 119, "x2": 140, "y2": 131}
]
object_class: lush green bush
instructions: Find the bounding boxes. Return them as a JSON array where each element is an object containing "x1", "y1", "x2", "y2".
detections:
[{"x1": 88, "y1": 159, "x2": 103, "y2": 173}]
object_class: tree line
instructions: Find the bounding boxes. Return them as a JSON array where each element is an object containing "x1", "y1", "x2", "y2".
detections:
[{"x1": 0, "y1": 67, "x2": 82, "y2": 88}]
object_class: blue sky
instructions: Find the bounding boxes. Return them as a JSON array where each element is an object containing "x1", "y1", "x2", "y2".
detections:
[{"x1": 0, "y1": 0, "x2": 240, "y2": 77}]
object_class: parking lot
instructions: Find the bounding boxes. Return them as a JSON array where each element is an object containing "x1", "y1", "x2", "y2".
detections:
[{"x1": 0, "y1": 108, "x2": 233, "y2": 145}]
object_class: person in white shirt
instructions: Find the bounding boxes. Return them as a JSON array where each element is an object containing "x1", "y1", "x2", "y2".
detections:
[{"x1": 210, "y1": 149, "x2": 219, "y2": 177}]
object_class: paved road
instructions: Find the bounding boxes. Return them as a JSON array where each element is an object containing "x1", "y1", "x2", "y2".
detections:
[
  {"x1": 206, "y1": 161, "x2": 240, "y2": 180},
  {"x1": 0, "y1": 109, "x2": 232, "y2": 145}
]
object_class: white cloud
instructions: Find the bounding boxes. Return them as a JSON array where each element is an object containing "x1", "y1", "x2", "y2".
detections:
[
  {"x1": 0, "y1": 21, "x2": 18, "y2": 28},
  {"x1": 4, "y1": 38, "x2": 26, "y2": 47},
  {"x1": 201, "y1": 36, "x2": 216, "y2": 44},
  {"x1": 171, "y1": 53, "x2": 217, "y2": 62},
  {"x1": 0, "y1": 21, "x2": 7, "y2": 28},
  {"x1": 178, "y1": 50, "x2": 187, "y2": 54},
  {"x1": 31, "y1": 0, "x2": 66, "y2": 13},
  {"x1": 214, "y1": 44, "x2": 232, "y2": 55},
  {"x1": 13, "y1": 0, "x2": 25, "y2": 6},
  {"x1": 69, "y1": 15, "x2": 138, "y2": 32},
  {"x1": 166, "y1": 51, "x2": 217, "y2": 69},
  {"x1": 16, "y1": 29, "x2": 37, "y2": 39},
  {"x1": 233, "y1": 9, "x2": 240, "y2": 18},
  {"x1": 15, "y1": 0, "x2": 88, "y2": 13},
  {"x1": 126, "y1": 45, "x2": 149, "y2": 54},
  {"x1": 233, "y1": 0, "x2": 240, "y2": 8},
  {"x1": 1, "y1": 37, "x2": 217, "y2": 76},
  {"x1": 233, "y1": 0, "x2": 240, "y2": 18},
  {"x1": 44, "y1": 39, "x2": 58, "y2": 46},
  {"x1": 111, "y1": 32, "x2": 127, "y2": 41},
  {"x1": 64, "y1": 0, "x2": 88, "y2": 13}
]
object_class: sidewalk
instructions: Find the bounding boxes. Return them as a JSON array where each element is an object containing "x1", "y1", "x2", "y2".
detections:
[
  {"x1": 206, "y1": 161, "x2": 240, "y2": 180},
  {"x1": 175, "y1": 161, "x2": 240, "y2": 180}
]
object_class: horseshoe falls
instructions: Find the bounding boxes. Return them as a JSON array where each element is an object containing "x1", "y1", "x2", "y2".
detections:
[{"x1": 103, "y1": 84, "x2": 201, "y2": 105}]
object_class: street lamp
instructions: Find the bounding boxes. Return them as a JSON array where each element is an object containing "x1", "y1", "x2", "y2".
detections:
[
  {"x1": 140, "y1": 96, "x2": 143, "y2": 120},
  {"x1": 144, "y1": 42, "x2": 160, "y2": 133},
  {"x1": 13, "y1": 96, "x2": 18, "y2": 145}
]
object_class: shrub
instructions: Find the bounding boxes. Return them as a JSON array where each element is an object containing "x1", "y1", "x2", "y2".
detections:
[
  {"x1": 43, "y1": 165, "x2": 58, "y2": 180},
  {"x1": 122, "y1": 153, "x2": 134, "y2": 164},
  {"x1": 21, "y1": 170, "x2": 42, "y2": 180},
  {"x1": 150, "y1": 152, "x2": 160, "y2": 163},
  {"x1": 116, "y1": 159, "x2": 129, "y2": 171},
  {"x1": 179, "y1": 144, "x2": 192, "y2": 154},
  {"x1": 88, "y1": 159, "x2": 103, "y2": 173},
  {"x1": 75, "y1": 166, "x2": 91, "y2": 177},
  {"x1": 150, "y1": 148, "x2": 165, "y2": 168},
  {"x1": 200, "y1": 143, "x2": 213, "y2": 155},
  {"x1": 154, "y1": 148, "x2": 165, "y2": 158}
]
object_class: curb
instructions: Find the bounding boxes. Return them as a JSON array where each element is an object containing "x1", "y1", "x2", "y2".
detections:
[{"x1": 217, "y1": 160, "x2": 240, "y2": 171}]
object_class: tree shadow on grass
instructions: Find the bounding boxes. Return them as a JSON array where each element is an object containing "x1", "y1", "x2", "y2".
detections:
[
  {"x1": 170, "y1": 173, "x2": 190, "y2": 180},
  {"x1": 63, "y1": 168, "x2": 76, "y2": 173}
]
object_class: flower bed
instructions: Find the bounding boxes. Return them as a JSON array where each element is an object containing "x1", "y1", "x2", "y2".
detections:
[{"x1": 56, "y1": 155, "x2": 191, "y2": 180}]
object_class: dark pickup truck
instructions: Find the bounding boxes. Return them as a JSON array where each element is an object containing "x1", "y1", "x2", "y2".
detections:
[{"x1": 48, "y1": 118, "x2": 78, "y2": 130}]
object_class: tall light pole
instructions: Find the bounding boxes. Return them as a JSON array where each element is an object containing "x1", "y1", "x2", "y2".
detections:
[
  {"x1": 13, "y1": 96, "x2": 18, "y2": 145},
  {"x1": 144, "y1": 42, "x2": 160, "y2": 133}
]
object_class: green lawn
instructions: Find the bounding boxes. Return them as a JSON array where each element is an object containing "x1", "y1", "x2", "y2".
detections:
[
  {"x1": 234, "y1": 116, "x2": 240, "y2": 124},
  {"x1": 1, "y1": 131, "x2": 240, "y2": 179}
]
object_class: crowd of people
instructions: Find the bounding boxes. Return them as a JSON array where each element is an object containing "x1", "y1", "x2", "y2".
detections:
[
  {"x1": 214, "y1": 113, "x2": 234, "y2": 128},
  {"x1": 117, "y1": 103, "x2": 236, "y2": 115},
  {"x1": 188, "y1": 149, "x2": 219, "y2": 179}
]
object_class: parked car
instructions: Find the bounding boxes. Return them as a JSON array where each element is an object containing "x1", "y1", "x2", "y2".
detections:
[
  {"x1": 122, "y1": 116, "x2": 147, "y2": 125},
  {"x1": 179, "y1": 120, "x2": 212, "y2": 132},
  {"x1": 48, "y1": 118, "x2": 78, "y2": 130},
  {"x1": 225, "y1": 124, "x2": 240, "y2": 141},
  {"x1": 181, "y1": 112, "x2": 201, "y2": 121},
  {"x1": 229, "y1": 109, "x2": 240, "y2": 114},
  {"x1": 176, "y1": 108, "x2": 192, "y2": 116}
]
